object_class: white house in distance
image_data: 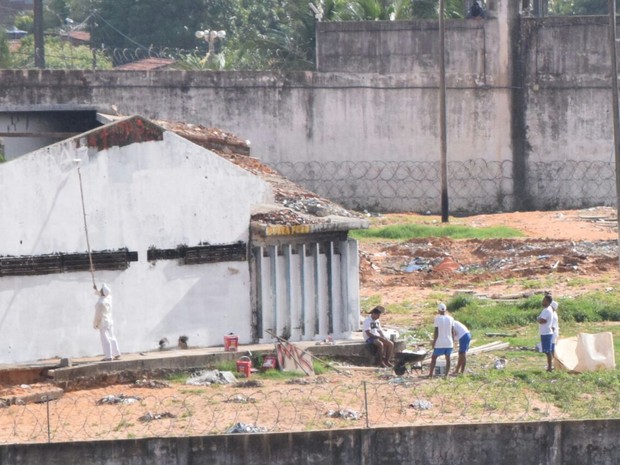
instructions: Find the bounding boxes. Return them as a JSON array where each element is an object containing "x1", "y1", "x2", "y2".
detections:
[{"x1": 0, "y1": 116, "x2": 367, "y2": 364}]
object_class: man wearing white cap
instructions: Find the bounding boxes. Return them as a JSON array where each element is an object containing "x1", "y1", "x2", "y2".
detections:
[
  {"x1": 93, "y1": 284, "x2": 121, "y2": 361},
  {"x1": 429, "y1": 302, "x2": 454, "y2": 377}
]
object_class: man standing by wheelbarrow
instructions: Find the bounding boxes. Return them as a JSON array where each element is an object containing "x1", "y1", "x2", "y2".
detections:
[
  {"x1": 428, "y1": 303, "x2": 454, "y2": 378},
  {"x1": 363, "y1": 306, "x2": 394, "y2": 367}
]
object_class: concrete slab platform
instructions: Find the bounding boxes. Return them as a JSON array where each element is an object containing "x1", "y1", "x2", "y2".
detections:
[{"x1": 0, "y1": 334, "x2": 381, "y2": 391}]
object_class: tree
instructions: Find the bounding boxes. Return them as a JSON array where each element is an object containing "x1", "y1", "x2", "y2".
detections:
[
  {"x1": 548, "y1": 0, "x2": 620, "y2": 15},
  {"x1": 45, "y1": 0, "x2": 72, "y2": 28},
  {"x1": 14, "y1": 13, "x2": 34, "y2": 34},
  {"x1": 11, "y1": 35, "x2": 113, "y2": 69},
  {"x1": 90, "y1": 0, "x2": 234, "y2": 50},
  {"x1": 0, "y1": 32, "x2": 10, "y2": 69}
]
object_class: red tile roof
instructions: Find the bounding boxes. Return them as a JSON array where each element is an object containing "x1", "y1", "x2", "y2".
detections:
[{"x1": 115, "y1": 58, "x2": 175, "y2": 71}]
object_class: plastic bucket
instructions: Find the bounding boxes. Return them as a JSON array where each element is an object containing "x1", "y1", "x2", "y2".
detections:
[
  {"x1": 262, "y1": 354, "x2": 278, "y2": 371},
  {"x1": 236, "y1": 356, "x2": 252, "y2": 378},
  {"x1": 434, "y1": 358, "x2": 446, "y2": 376},
  {"x1": 224, "y1": 334, "x2": 239, "y2": 352}
]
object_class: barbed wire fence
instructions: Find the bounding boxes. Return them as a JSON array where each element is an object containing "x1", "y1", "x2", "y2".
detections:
[
  {"x1": 272, "y1": 159, "x2": 617, "y2": 213},
  {"x1": 17, "y1": 46, "x2": 210, "y2": 69},
  {"x1": 1, "y1": 377, "x2": 618, "y2": 445}
]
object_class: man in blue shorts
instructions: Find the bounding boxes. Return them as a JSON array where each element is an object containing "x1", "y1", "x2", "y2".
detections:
[
  {"x1": 428, "y1": 303, "x2": 454, "y2": 378},
  {"x1": 537, "y1": 294, "x2": 554, "y2": 372},
  {"x1": 452, "y1": 319, "x2": 471, "y2": 375}
]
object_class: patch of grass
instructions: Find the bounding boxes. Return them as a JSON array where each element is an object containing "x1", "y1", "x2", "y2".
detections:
[
  {"x1": 313, "y1": 359, "x2": 330, "y2": 375},
  {"x1": 350, "y1": 224, "x2": 523, "y2": 241},
  {"x1": 360, "y1": 295, "x2": 382, "y2": 313},
  {"x1": 214, "y1": 361, "x2": 237, "y2": 372},
  {"x1": 258, "y1": 369, "x2": 304, "y2": 380},
  {"x1": 166, "y1": 372, "x2": 190, "y2": 384},
  {"x1": 445, "y1": 292, "x2": 620, "y2": 331}
]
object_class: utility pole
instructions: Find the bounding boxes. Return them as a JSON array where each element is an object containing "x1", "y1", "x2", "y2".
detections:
[
  {"x1": 439, "y1": 0, "x2": 449, "y2": 222},
  {"x1": 608, "y1": 0, "x2": 620, "y2": 268},
  {"x1": 33, "y1": 0, "x2": 45, "y2": 69}
]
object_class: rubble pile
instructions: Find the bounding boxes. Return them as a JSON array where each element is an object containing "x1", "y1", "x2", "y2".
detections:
[{"x1": 360, "y1": 237, "x2": 618, "y2": 286}]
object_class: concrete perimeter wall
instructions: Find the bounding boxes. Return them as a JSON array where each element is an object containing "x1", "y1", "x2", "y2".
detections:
[
  {"x1": 0, "y1": 2, "x2": 618, "y2": 212},
  {"x1": 1, "y1": 419, "x2": 619, "y2": 465}
]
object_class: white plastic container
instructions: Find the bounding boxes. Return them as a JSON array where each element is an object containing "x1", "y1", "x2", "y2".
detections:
[{"x1": 434, "y1": 358, "x2": 447, "y2": 376}]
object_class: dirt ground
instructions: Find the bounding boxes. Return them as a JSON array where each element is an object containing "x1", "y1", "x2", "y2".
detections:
[
  {"x1": 1, "y1": 207, "x2": 619, "y2": 442},
  {"x1": 360, "y1": 207, "x2": 620, "y2": 327}
]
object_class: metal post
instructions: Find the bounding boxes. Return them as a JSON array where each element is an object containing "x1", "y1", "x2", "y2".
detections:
[
  {"x1": 45, "y1": 396, "x2": 51, "y2": 443},
  {"x1": 363, "y1": 381, "x2": 370, "y2": 428},
  {"x1": 33, "y1": 0, "x2": 45, "y2": 69},
  {"x1": 439, "y1": 0, "x2": 449, "y2": 222},
  {"x1": 608, "y1": 0, "x2": 620, "y2": 269}
]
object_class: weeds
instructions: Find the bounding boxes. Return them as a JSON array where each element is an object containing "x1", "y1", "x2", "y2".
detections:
[{"x1": 351, "y1": 224, "x2": 523, "y2": 241}]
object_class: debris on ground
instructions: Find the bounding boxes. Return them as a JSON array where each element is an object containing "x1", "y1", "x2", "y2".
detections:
[
  {"x1": 96, "y1": 394, "x2": 142, "y2": 405},
  {"x1": 286, "y1": 376, "x2": 329, "y2": 385},
  {"x1": 186, "y1": 370, "x2": 237, "y2": 386},
  {"x1": 224, "y1": 394, "x2": 256, "y2": 404},
  {"x1": 494, "y1": 358, "x2": 507, "y2": 370},
  {"x1": 360, "y1": 234, "x2": 619, "y2": 288},
  {"x1": 226, "y1": 422, "x2": 268, "y2": 434},
  {"x1": 138, "y1": 411, "x2": 177, "y2": 422},
  {"x1": 409, "y1": 399, "x2": 433, "y2": 410},
  {"x1": 326, "y1": 409, "x2": 361, "y2": 420},
  {"x1": 236, "y1": 380, "x2": 263, "y2": 388},
  {"x1": 133, "y1": 379, "x2": 170, "y2": 389}
]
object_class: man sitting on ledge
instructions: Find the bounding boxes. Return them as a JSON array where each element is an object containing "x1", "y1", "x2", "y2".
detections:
[{"x1": 363, "y1": 306, "x2": 394, "y2": 367}]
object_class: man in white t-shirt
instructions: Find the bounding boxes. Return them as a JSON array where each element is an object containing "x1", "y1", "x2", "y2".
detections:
[
  {"x1": 537, "y1": 294, "x2": 554, "y2": 372},
  {"x1": 363, "y1": 306, "x2": 394, "y2": 367},
  {"x1": 428, "y1": 303, "x2": 454, "y2": 378},
  {"x1": 452, "y1": 320, "x2": 471, "y2": 375}
]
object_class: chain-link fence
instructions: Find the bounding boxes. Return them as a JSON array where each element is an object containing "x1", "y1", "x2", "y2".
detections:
[
  {"x1": 272, "y1": 159, "x2": 616, "y2": 213},
  {"x1": 1, "y1": 377, "x2": 618, "y2": 444}
]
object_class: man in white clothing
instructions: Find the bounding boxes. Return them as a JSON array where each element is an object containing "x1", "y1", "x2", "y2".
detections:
[
  {"x1": 93, "y1": 283, "x2": 121, "y2": 361},
  {"x1": 537, "y1": 294, "x2": 554, "y2": 372},
  {"x1": 362, "y1": 306, "x2": 394, "y2": 367},
  {"x1": 428, "y1": 303, "x2": 454, "y2": 378}
]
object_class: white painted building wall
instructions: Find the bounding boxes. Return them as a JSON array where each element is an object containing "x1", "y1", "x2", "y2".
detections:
[{"x1": 0, "y1": 130, "x2": 274, "y2": 363}]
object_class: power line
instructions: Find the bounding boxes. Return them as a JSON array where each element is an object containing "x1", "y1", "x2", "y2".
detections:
[{"x1": 92, "y1": 11, "x2": 148, "y2": 50}]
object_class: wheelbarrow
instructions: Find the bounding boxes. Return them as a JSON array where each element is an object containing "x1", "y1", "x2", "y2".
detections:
[{"x1": 393, "y1": 350, "x2": 428, "y2": 376}]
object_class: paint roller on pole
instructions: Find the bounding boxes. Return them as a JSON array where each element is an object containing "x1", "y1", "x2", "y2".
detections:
[{"x1": 74, "y1": 158, "x2": 97, "y2": 289}]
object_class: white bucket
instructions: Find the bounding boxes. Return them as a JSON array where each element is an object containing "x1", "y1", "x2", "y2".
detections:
[{"x1": 434, "y1": 359, "x2": 447, "y2": 376}]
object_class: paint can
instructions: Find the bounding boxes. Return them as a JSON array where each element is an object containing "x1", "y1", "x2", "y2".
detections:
[
  {"x1": 224, "y1": 333, "x2": 239, "y2": 352},
  {"x1": 236, "y1": 356, "x2": 252, "y2": 378},
  {"x1": 262, "y1": 354, "x2": 278, "y2": 371},
  {"x1": 434, "y1": 358, "x2": 446, "y2": 376}
]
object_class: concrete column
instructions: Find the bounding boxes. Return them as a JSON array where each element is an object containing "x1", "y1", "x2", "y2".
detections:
[
  {"x1": 326, "y1": 241, "x2": 334, "y2": 335},
  {"x1": 284, "y1": 244, "x2": 293, "y2": 338},
  {"x1": 299, "y1": 243, "x2": 307, "y2": 337},
  {"x1": 270, "y1": 245, "x2": 278, "y2": 336},
  {"x1": 313, "y1": 242, "x2": 320, "y2": 336},
  {"x1": 251, "y1": 246, "x2": 264, "y2": 341}
]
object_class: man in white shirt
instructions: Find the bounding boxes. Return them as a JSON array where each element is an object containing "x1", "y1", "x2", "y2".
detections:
[
  {"x1": 428, "y1": 303, "x2": 454, "y2": 378},
  {"x1": 93, "y1": 283, "x2": 121, "y2": 362},
  {"x1": 537, "y1": 294, "x2": 554, "y2": 372},
  {"x1": 452, "y1": 320, "x2": 471, "y2": 375},
  {"x1": 363, "y1": 306, "x2": 394, "y2": 367}
]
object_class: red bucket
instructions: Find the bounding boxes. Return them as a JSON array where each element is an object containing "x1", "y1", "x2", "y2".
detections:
[
  {"x1": 262, "y1": 354, "x2": 278, "y2": 371},
  {"x1": 236, "y1": 356, "x2": 252, "y2": 378},
  {"x1": 224, "y1": 334, "x2": 238, "y2": 352}
]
